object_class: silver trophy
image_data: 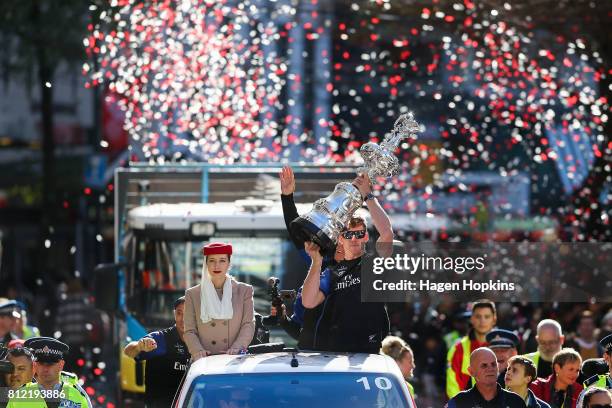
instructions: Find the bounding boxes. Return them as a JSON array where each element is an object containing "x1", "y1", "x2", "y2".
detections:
[{"x1": 290, "y1": 112, "x2": 422, "y2": 252}]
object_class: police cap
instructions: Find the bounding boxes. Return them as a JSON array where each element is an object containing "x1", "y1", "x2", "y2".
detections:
[
  {"x1": 486, "y1": 329, "x2": 519, "y2": 349},
  {"x1": 24, "y1": 337, "x2": 69, "y2": 363},
  {"x1": 0, "y1": 300, "x2": 20, "y2": 318},
  {"x1": 581, "y1": 358, "x2": 609, "y2": 380}
]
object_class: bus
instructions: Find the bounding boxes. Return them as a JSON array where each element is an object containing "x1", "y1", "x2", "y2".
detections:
[{"x1": 93, "y1": 163, "x2": 359, "y2": 404}]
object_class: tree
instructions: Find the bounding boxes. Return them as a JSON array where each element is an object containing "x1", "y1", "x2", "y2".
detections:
[{"x1": 0, "y1": 0, "x2": 91, "y2": 225}]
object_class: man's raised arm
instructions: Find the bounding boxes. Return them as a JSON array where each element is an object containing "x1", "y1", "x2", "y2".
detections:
[{"x1": 301, "y1": 242, "x2": 326, "y2": 308}]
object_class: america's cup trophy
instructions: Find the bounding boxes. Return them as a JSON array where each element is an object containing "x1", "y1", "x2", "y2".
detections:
[{"x1": 290, "y1": 112, "x2": 423, "y2": 252}]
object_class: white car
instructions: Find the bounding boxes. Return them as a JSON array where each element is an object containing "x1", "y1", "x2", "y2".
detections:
[{"x1": 174, "y1": 351, "x2": 417, "y2": 408}]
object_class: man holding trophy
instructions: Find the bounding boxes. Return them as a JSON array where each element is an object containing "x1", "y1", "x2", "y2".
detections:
[
  {"x1": 296, "y1": 112, "x2": 422, "y2": 353},
  {"x1": 301, "y1": 182, "x2": 393, "y2": 353}
]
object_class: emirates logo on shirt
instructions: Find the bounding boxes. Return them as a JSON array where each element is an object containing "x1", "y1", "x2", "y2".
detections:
[
  {"x1": 334, "y1": 274, "x2": 360, "y2": 291},
  {"x1": 174, "y1": 361, "x2": 187, "y2": 371}
]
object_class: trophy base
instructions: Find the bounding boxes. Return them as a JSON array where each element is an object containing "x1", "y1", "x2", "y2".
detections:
[{"x1": 289, "y1": 217, "x2": 335, "y2": 255}]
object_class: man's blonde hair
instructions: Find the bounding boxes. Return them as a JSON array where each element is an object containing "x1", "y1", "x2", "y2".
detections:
[{"x1": 345, "y1": 214, "x2": 367, "y2": 231}]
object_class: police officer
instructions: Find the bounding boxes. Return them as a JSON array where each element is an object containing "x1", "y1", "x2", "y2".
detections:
[
  {"x1": 446, "y1": 347, "x2": 526, "y2": 408},
  {"x1": 583, "y1": 334, "x2": 612, "y2": 390},
  {"x1": 13, "y1": 302, "x2": 40, "y2": 340},
  {"x1": 6, "y1": 337, "x2": 92, "y2": 408},
  {"x1": 487, "y1": 328, "x2": 520, "y2": 388},
  {"x1": 124, "y1": 296, "x2": 190, "y2": 408},
  {"x1": 0, "y1": 301, "x2": 19, "y2": 347},
  {"x1": 22, "y1": 337, "x2": 83, "y2": 389}
]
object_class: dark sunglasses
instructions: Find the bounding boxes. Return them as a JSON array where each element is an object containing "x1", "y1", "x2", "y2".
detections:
[{"x1": 342, "y1": 230, "x2": 366, "y2": 239}]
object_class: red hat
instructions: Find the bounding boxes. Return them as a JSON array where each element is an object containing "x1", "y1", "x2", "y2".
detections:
[
  {"x1": 8, "y1": 339, "x2": 25, "y2": 349},
  {"x1": 202, "y1": 242, "x2": 233, "y2": 256}
]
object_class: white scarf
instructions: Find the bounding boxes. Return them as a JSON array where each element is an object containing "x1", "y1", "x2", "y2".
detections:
[{"x1": 200, "y1": 266, "x2": 233, "y2": 324}]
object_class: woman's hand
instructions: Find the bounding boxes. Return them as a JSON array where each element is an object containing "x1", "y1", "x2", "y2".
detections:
[{"x1": 192, "y1": 350, "x2": 210, "y2": 362}]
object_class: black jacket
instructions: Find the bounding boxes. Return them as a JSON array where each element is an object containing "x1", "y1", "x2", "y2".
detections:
[
  {"x1": 281, "y1": 193, "x2": 335, "y2": 350},
  {"x1": 447, "y1": 384, "x2": 527, "y2": 408},
  {"x1": 526, "y1": 389, "x2": 552, "y2": 408}
]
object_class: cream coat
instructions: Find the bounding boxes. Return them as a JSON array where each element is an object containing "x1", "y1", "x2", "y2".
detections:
[{"x1": 183, "y1": 279, "x2": 255, "y2": 356}]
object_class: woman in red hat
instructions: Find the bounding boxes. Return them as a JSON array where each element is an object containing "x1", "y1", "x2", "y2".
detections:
[{"x1": 183, "y1": 242, "x2": 255, "y2": 361}]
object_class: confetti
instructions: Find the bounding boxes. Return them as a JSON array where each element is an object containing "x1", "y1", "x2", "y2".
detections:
[
  {"x1": 87, "y1": 0, "x2": 331, "y2": 163},
  {"x1": 86, "y1": 0, "x2": 609, "y2": 240}
]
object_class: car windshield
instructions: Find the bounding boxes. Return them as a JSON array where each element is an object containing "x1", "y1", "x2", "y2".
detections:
[{"x1": 184, "y1": 372, "x2": 411, "y2": 408}]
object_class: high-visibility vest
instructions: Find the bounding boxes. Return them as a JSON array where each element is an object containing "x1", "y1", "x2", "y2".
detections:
[
  {"x1": 7, "y1": 381, "x2": 92, "y2": 408},
  {"x1": 584, "y1": 373, "x2": 612, "y2": 390},
  {"x1": 446, "y1": 336, "x2": 473, "y2": 399},
  {"x1": 22, "y1": 325, "x2": 40, "y2": 339},
  {"x1": 444, "y1": 330, "x2": 461, "y2": 350},
  {"x1": 523, "y1": 351, "x2": 541, "y2": 375},
  {"x1": 406, "y1": 381, "x2": 415, "y2": 398},
  {"x1": 61, "y1": 371, "x2": 79, "y2": 386}
]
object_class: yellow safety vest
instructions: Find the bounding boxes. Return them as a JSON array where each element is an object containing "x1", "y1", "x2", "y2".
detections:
[
  {"x1": 61, "y1": 371, "x2": 79, "y2": 386},
  {"x1": 584, "y1": 373, "x2": 612, "y2": 390},
  {"x1": 7, "y1": 381, "x2": 92, "y2": 408},
  {"x1": 523, "y1": 351, "x2": 542, "y2": 375},
  {"x1": 406, "y1": 381, "x2": 415, "y2": 398},
  {"x1": 22, "y1": 325, "x2": 41, "y2": 340},
  {"x1": 444, "y1": 330, "x2": 462, "y2": 350},
  {"x1": 446, "y1": 336, "x2": 473, "y2": 399}
]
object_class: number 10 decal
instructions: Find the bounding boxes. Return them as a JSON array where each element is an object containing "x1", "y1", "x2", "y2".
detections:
[{"x1": 356, "y1": 377, "x2": 392, "y2": 390}]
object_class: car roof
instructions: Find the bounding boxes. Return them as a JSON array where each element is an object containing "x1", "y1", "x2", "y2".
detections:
[
  {"x1": 177, "y1": 352, "x2": 415, "y2": 408},
  {"x1": 186, "y1": 352, "x2": 398, "y2": 377}
]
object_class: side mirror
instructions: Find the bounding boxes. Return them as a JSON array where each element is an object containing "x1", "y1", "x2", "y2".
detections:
[{"x1": 93, "y1": 263, "x2": 125, "y2": 314}]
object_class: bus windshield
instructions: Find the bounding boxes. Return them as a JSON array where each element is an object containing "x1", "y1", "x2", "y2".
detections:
[{"x1": 126, "y1": 236, "x2": 307, "y2": 328}]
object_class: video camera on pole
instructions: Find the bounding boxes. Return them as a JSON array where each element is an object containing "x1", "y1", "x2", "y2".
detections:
[
  {"x1": 0, "y1": 346, "x2": 15, "y2": 388},
  {"x1": 261, "y1": 277, "x2": 296, "y2": 327}
]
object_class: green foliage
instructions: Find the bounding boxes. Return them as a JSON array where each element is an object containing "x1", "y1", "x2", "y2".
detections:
[{"x1": 0, "y1": 0, "x2": 90, "y2": 82}]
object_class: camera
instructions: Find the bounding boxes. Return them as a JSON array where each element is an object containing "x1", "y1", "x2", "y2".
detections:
[
  {"x1": 0, "y1": 346, "x2": 15, "y2": 388},
  {"x1": 261, "y1": 277, "x2": 296, "y2": 327}
]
